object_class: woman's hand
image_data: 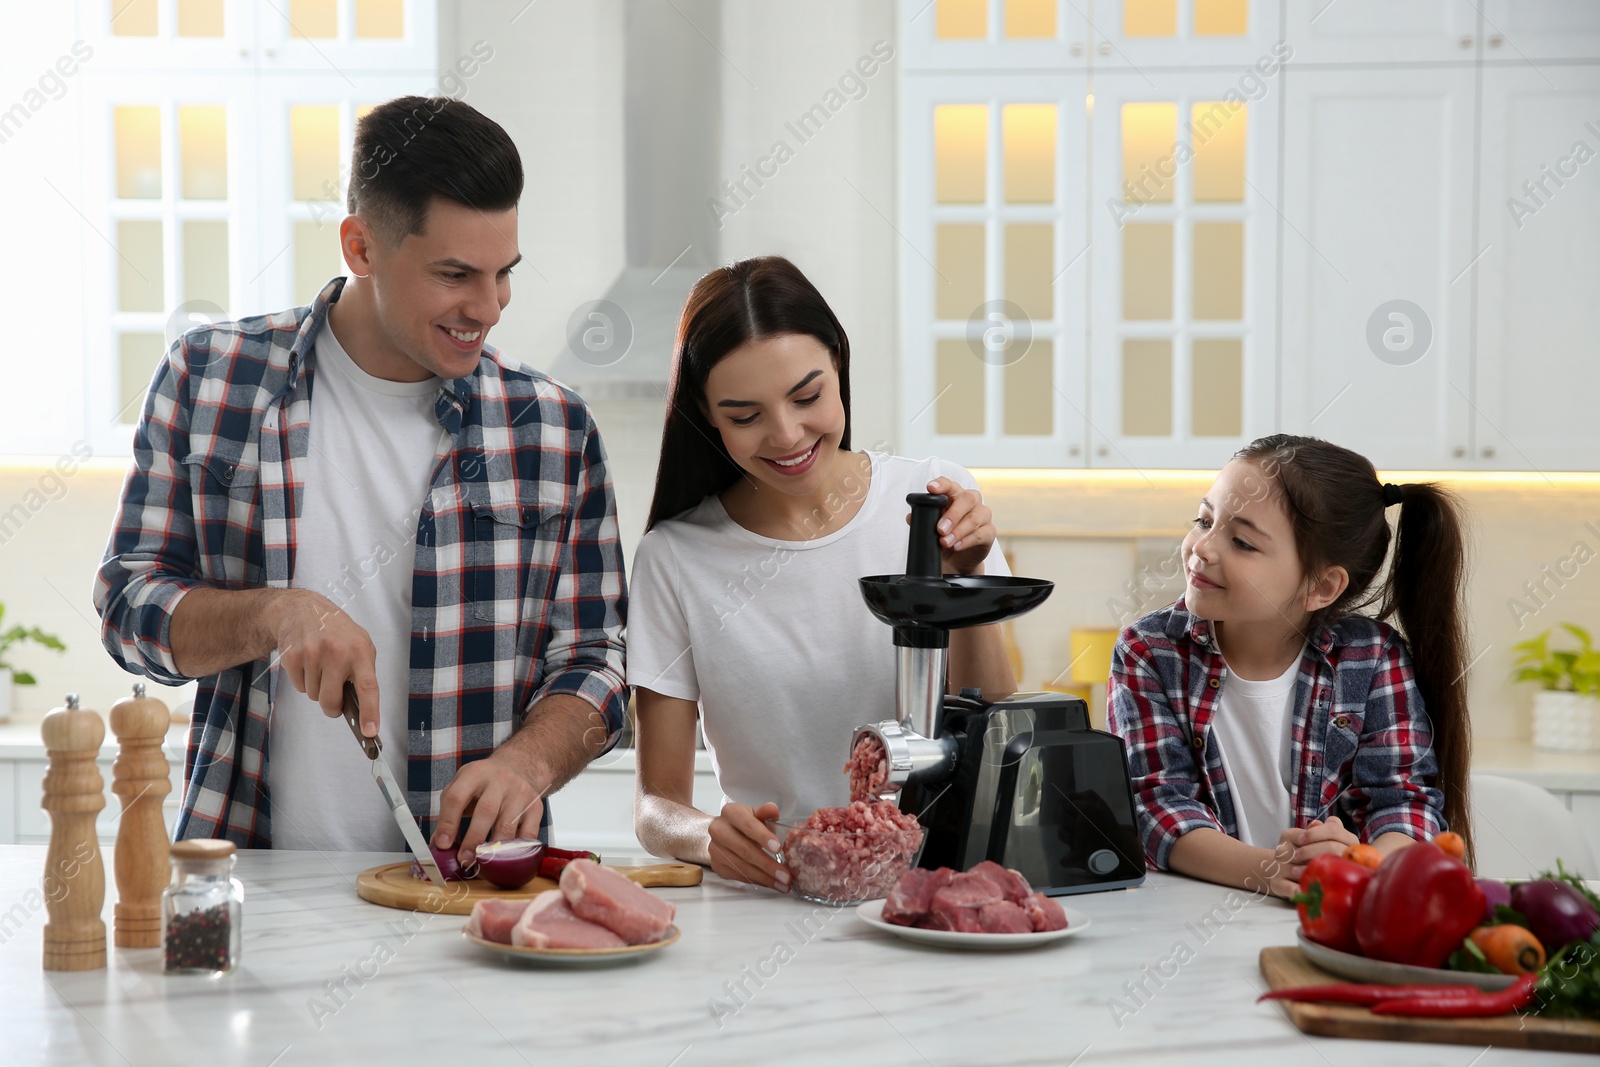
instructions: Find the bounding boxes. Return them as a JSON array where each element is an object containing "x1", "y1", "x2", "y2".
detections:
[
  {"x1": 707, "y1": 801, "x2": 791, "y2": 892},
  {"x1": 1276, "y1": 817, "x2": 1360, "y2": 887},
  {"x1": 920, "y1": 477, "x2": 995, "y2": 575}
]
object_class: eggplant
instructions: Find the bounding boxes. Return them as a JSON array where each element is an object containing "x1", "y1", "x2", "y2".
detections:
[
  {"x1": 474, "y1": 839, "x2": 547, "y2": 890},
  {"x1": 1476, "y1": 877, "x2": 1512, "y2": 922},
  {"x1": 1509, "y1": 878, "x2": 1600, "y2": 950}
]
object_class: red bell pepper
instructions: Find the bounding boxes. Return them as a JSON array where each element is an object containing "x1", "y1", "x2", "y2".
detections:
[
  {"x1": 1354, "y1": 841, "x2": 1485, "y2": 969},
  {"x1": 1291, "y1": 855, "x2": 1372, "y2": 954}
]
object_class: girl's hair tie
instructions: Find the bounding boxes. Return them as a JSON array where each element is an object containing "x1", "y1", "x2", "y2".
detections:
[{"x1": 1381, "y1": 482, "x2": 1405, "y2": 507}]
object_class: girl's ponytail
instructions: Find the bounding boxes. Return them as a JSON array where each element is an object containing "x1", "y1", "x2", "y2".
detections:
[{"x1": 1379, "y1": 483, "x2": 1473, "y2": 863}]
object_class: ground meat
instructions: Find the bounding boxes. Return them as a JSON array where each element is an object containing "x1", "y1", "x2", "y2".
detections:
[
  {"x1": 846, "y1": 734, "x2": 889, "y2": 801},
  {"x1": 781, "y1": 800, "x2": 923, "y2": 904}
]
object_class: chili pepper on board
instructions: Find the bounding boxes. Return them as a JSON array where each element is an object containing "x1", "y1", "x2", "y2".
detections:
[
  {"x1": 1355, "y1": 841, "x2": 1486, "y2": 969},
  {"x1": 1370, "y1": 974, "x2": 1537, "y2": 1017},
  {"x1": 1258, "y1": 982, "x2": 1481, "y2": 1007},
  {"x1": 538, "y1": 846, "x2": 601, "y2": 879},
  {"x1": 1290, "y1": 855, "x2": 1372, "y2": 954}
]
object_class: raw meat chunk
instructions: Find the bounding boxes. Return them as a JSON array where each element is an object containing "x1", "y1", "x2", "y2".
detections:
[
  {"x1": 560, "y1": 859, "x2": 675, "y2": 944},
  {"x1": 977, "y1": 900, "x2": 1034, "y2": 934},
  {"x1": 968, "y1": 860, "x2": 1032, "y2": 903},
  {"x1": 511, "y1": 890, "x2": 626, "y2": 950},
  {"x1": 465, "y1": 897, "x2": 531, "y2": 945},
  {"x1": 882, "y1": 867, "x2": 954, "y2": 926},
  {"x1": 1025, "y1": 892, "x2": 1069, "y2": 932}
]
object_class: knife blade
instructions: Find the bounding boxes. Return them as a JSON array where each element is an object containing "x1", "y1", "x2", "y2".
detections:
[{"x1": 342, "y1": 683, "x2": 450, "y2": 888}]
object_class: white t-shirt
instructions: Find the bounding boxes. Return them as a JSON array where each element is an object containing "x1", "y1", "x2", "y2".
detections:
[
  {"x1": 1211, "y1": 653, "x2": 1301, "y2": 849},
  {"x1": 626, "y1": 452, "x2": 1010, "y2": 821},
  {"x1": 267, "y1": 322, "x2": 448, "y2": 851}
]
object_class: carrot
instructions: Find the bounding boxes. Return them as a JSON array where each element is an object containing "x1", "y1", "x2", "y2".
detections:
[
  {"x1": 1342, "y1": 843, "x2": 1382, "y2": 871},
  {"x1": 1469, "y1": 924, "x2": 1545, "y2": 976},
  {"x1": 1434, "y1": 831, "x2": 1466, "y2": 861}
]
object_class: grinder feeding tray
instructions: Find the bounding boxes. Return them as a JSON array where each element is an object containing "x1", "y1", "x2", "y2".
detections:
[{"x1": 852, "y1": 493, "x2": 1146, "y2": 896}]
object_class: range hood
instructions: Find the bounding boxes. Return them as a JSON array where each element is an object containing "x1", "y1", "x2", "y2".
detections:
[{"x1": 548, "y1": 0, "x2": 721, "y2": 401}]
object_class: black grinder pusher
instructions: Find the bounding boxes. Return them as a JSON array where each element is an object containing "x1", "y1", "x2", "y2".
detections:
[{"x1": 852, "y1": 493, "x2": 1147, "y2": 896}]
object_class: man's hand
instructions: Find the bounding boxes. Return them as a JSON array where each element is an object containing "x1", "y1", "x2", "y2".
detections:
[
  {"x1": 271, "y1": 590, "x2": 381, "y2": 735},
  {"x1": 433, "y1": 737, "x2": 547, "y2": 867}
]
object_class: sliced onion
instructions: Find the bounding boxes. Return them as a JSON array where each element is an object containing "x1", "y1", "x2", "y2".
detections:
[
  {"x1": 411, "y1": 843, "x2": 478, "y2": 883},
  {"x1": 474, "y1": 839, "x2": 547, "y2": 890}
]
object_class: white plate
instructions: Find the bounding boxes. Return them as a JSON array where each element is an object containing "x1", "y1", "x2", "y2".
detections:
[
  {"x1": 1295, "y1": 930, "x2": 1515, "y2": 991},
  {"x1": 855, "y1": 900, "x2": 1091, "y2": 950},
  {"x1": 462, "y1": 926, "x2": 680, "y2": 966}
]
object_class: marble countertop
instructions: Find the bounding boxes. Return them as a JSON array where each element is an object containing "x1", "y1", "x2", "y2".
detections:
[{"x1": 2, "y1": 847, "x2": 1592, "y2": 1067}]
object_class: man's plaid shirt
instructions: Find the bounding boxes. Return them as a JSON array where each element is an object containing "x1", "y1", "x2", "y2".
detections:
[
  {"x1": 94, "y1": 277, "x2": 628, "y2": 846},
  {"x1": 1109, "y1": 600, "x2": 1445, "y2": 870}
]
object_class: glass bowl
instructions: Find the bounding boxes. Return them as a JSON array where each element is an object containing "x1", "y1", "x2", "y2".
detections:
[{"x1": 769, "y1": 816, "x2": 925, "y2": 907}]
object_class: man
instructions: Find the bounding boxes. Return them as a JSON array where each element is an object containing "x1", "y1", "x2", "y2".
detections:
[{"x1": 94, "y1": 96, "x2": 627, "y2": 865}]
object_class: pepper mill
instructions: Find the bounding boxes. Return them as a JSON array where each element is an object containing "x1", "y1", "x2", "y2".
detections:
[
  {"x1": 40, "y1": 694, "x2": 107, "y2": 971},
  {"x1": 110, "y1": 683, "x2": 171, "y2": 948}
]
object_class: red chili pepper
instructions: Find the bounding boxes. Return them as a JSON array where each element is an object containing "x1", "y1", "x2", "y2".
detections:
[
  {"x1": 1370, "y1": 974, "x2": 1537, "y2": 1017},
  {"x1": 1354, "y1": 841, "x2": 1486, "y2": 969},
  {"x1": 538, "y1": 846, "x2": 601, "y2": 879},
  {"x1": 1258, "y1": 982, "x2": 1481, "y2": 1007},
  {"x1": 1290, "y1": 856, "x2": 1372, "y2": 955}
]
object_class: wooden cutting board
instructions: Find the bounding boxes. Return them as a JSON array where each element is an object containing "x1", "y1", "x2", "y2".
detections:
[
  {"x1": 356, "y1": 860, "x2": 703, "y2": 915},
  {"x1": 1259, "y1": 946, "x2": 1600, "y2": 1053}
]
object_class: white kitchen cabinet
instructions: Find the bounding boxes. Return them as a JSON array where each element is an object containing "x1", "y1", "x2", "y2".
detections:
[
  {"x1": 1089, "y1": 0, "x2": 1282, "y2": 71},
  {"x1": 899, "y1": 0, "x2": 1094, "y2": 73},
  {"x1": 1282, "y1": 0, "x2": 1481, "y2": 65},
  {"x1": 1278, "y1": 67, "x2": 1477, "y2": 469},
  {"x1": 12, "y1": 755, "x2": 182, "y2": 845},
  {"x1": 1472, "y1": 64, "x2": 1600, "y2": 471},
  {"x1": 1480, "y1": 1, "x2": 1600, "y2": 63},
  {"x1": 1088, "y1": 68, "x2": 1280, "y2": 470},
  {"x1": 0, "y1": 762, "x2": 12, "y2": 843}
]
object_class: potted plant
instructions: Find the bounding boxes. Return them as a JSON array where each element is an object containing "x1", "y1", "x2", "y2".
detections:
[
  {"x1": 0, "y1": 602, "x2": 67, "y2": 723},
  {"x1": 1510, "y1": 623, "x2": 1600, "y2": 753}
]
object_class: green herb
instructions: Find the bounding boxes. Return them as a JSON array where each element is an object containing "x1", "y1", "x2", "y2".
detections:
[
  {"x1": 1447, "y1": 937, "x2": 1500, "y2": 975},
  {"x1": 0, "y1": 602, "x2": 66, "y2": 686}
]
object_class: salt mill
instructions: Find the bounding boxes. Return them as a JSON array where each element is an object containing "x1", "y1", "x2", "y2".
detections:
[
  {"x1": 110, "y1": 683, "x2": 171, "y2": 948},
  {"x1": 40, "y1": 694, "x2": 107, "y2": 971}
]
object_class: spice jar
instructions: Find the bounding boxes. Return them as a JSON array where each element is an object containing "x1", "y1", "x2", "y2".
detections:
[{"x1": 162, "y1": 839, "x2": 242, "y2": 975}]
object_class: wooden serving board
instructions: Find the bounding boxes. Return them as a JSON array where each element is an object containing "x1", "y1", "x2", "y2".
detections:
[
  {"x1": 356, "y1": 861, "x2": 703, "y2": 915},
  {"x1": 1260, "y1": 946, "x2": 1600, "y2": 1053}
]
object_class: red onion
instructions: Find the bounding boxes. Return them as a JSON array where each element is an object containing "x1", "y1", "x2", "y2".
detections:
[
  {"x1": 474, "y1": 839, "x2": 547, "y2": 890},
  {"x1": 410, "y1": 843, "x2": 477, "y2": 883},
  {"x1": 1510, "y1": 879, "x2": 1600, "y2": 949}
]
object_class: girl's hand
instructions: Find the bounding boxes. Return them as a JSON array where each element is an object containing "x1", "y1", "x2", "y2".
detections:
[
  {"x1": 1278, "y1": 816, "x2": 1360, "y2": 884},
  {"x1": 707, "y1": 801, "x2": 791, "y2": 892},
  {"x1": 919, "y1": 477, "x2": 995, "y2": 575}
]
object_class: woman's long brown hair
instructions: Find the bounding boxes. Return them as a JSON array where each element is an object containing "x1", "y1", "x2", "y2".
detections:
[
  {"x1": 1235, "y1": 435, "x2": 1473, "y2": 864},
  {"x1": 645, "y1": 256, "x2": 852, "y2": 531}
]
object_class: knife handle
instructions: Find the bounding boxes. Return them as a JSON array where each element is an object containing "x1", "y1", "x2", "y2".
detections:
[{"x1": 342, "y1": 682, "x2": 381, "y2": 761}]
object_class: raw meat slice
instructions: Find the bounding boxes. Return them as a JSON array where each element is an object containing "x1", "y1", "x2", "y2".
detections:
[
  {"x1": 968, "y1": 860, "x2": 1033, "y2": 904},
  {"x1": 883, "y1": 867, "x2": 954, "y2": 927},
  {"x1": 977, "y1": 900, "x2": 1034, "y2": 934},
  {"x1": 510, "y1": 890, "x2": 626, "y2": 950},
  {"x1": 560, "y1": 859, "x2": 675, "y2": 944},
  {"x1": 465, "y1": 897, "x2": 531, "y2": 945},
  {"x1": 1024, "y1": 892, "x2": 1069, "y2": 932}
]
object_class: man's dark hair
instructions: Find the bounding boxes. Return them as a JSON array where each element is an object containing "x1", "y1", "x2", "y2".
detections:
[{"x1": 346, "y1": 96, "x2": 523, "y2": 245}]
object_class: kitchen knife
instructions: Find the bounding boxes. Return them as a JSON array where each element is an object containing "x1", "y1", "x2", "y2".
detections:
[{"x1": 342, "y1": 682, "x2": 450, "y2": 888}]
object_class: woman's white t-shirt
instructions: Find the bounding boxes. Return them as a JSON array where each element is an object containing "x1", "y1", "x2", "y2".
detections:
[
  {"x1": 1211, "y1": 653, "x2": 1301, "y2": 849},
  {"x1": 626, "y1": 452, "x2": 1009, "y2": 820}
]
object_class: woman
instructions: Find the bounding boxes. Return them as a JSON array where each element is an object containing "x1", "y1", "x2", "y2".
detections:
[{"x1": 628, "y1": 256, "x2": 1014, "y2": 892}]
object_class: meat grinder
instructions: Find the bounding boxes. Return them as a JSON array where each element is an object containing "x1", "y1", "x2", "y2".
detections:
[{"x1": 852, "y1": 493, "x2": 1147, "y2": 896}]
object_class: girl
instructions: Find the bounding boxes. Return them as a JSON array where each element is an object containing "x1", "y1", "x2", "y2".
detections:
[
  {"x1": 1109, "y1": 434, "x2": 1471, "y2": 899},
  {"x1": 628, "y1": 256, "x2": 1015, "y2": 892}
]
